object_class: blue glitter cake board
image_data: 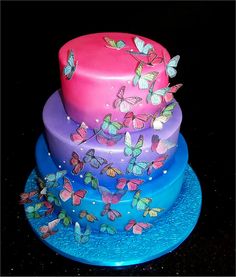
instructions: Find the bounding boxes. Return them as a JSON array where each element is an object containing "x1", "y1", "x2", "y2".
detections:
[{"x1": 24, "y1": 165, "x2": 202, "y2": 267}]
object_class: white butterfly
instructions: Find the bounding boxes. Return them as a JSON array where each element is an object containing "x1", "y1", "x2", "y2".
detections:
[
  {"x1": 133, "y1": 62, "x2": 158, "y2": 90},
  {"x1": 113, "y1": 86, "x2": 142, "y2": 113},
  {"x1": 166, "y1": 55, "x2": 180, "y2": 78},
  {"x1": 151, "y1": 135, "x2": 176, "y2": 154}
]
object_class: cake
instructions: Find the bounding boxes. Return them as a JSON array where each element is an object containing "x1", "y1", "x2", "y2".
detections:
[{"x1": 21, "y1": 32, "x2": 193, "y2": 259}]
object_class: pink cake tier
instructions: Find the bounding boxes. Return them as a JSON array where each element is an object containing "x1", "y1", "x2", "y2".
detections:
[
  {"x1": 59, "y1": 32, "x2": 173, "y2": 132},
  {"x1": 43, "y1": 90, "x2": 182, "y2": 189}
]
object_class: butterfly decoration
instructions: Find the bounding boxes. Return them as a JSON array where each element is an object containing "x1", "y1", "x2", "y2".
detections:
[
  {"x1": 104, "y1": 36, "x2": 126, "y2": 50},
  {"x1": 70, "y1": 122, "x2": 88, "y2": 144},
  {"x1": 151, "y1": 102, "x2": 176, "y2": 130},
  {"x1": 26, "y1": 203, "x2": 43, "y2": 219},
  {"x1": 100, "y1": 223, "x2": 117, "y2": 235},
  {"x1": 83, "y1": 149, "x2": 107, "y2": 169},
  {"x1": 146, "y1": 80, "x2": 166, "y2": 105},
  {"x1": 98, "y1": 185, "x2": 126, "y2": 204},
  {"x1": 59, "y1": 177, "x2": 87, "y2": 206},
  {"x1": 19, "y1": 190, "x2": 38, "y2": 204},
  {"x1": 63, "y1": 49, "x2": 77, "y2": 80},
  {"x1": 130, "y1": 48, "x2": 163, "y2": 67},
  {"x1": 165, "y1": 55, "x2": 180, "y2": 78},
  {"x1": 70, "y1": 152, "x2": 84, "y2": 174},
  {"x1": 95, "y1": 129, "x2": 123, "y2": 146},
  {"x1": 79, "y1": 210, "x2": 98, "y2": 223},
  {"x1": 127, "y1": 157, "x2": 149, "y2": 176},
  {"x1": 84, "y1": 172, "x2": 99, "y2": 189},
  {"x1": 116, "y1": 178, "x2": 144, "y2": 191},
  {"x1": 37, "y1": 177, "x2": 47, "y2": 200},
  {"x1": 131, "y1": 37, "x2": 153, "y2": 55},
  {"x1": 100, "y1": 163, "x2": 123, "y2": 178},
  {"x1": 163, "y1": 84, "x2": 183, "y2": 102},
  {"x1": 123, "y1": 112, "x2": 150, "y2": 130},
  {"x1": 101, "y1": 114, "x2": 123, "y2": 135},
  {"x1": 151, "y1": 135, "x2": 176, "y2": 154},
  {"x1": 74, "y1": 222, "x2": 91, "y2": 244},
  {"x1": 132, "y1": 190, "x2": 152, "y2": 210},
  {"x1": 143, "y1": 207, "x2": 164, "y2": 217},
  {"x1": 43, "y1": 201, "x2": 54, "y2": 216},
  {"x1": 101, "y1": 203, "x2": 122, "y2": 221},
  {"x1": 39, "y1": 218, "x2": 60, "y2": 239},
  {"x1": 125, "y1": 219, "x2": 152, "y2": 235},
  {"x1": 46, "y1": 192, "x2": 61, "y2": 206},
  {"x1": 147, "y1": 155, "x2": 168, "y2": 175},
  {"x1": 58, "y1": 210, "x2": 72, "y2": 226},
  {"x1": 133, "y1": 62, "x2": 159, "y2": 90},
  {"x1": 113, "y1": 86, "x2": 142, "y2": 113},
  {"x1": 45, "y1": 170, "x2": 67, "y2": 188},
  {"x1": 124, "y1": 132, "x2": 143, "y2": 157}
]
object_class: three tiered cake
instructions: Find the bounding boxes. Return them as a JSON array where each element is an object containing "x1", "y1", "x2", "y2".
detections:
[{"x1": 21, "y1": 32, "x2": 201, "y2": 265}]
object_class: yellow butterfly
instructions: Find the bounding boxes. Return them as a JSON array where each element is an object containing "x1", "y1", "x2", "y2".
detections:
[
  {"x1": 79, "y1": 210, "x2": 97, "y2": 223},
  {"x1": 143, "y1": 207, "x2": 164, "y2": 217},
  {"x1": 100, "y1": 163, "x2": 122, "y2": 178}
]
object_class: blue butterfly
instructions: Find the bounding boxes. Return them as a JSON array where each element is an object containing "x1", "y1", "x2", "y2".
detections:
[
  {"x1": 45, "y1": 170, "x2": 67, "y2": 187},
  {"x1": 83, "y1": 149, "x2": 108, "y2": 169},
  {"x1": 63, "y1": 49, "x2": 77, "y2": 80},
  {"x1": 127, "y1": 157, "x2": 149, "y2": 176},
  {"x1": 74, "y1": 222, "x2": 91, "y2": 244},
  {"x1": 128, "y1": 37, "x2": 153, "y2": 56},
  {"x1": 166, "y1": 55, "x2": 180, "y2": 78}
]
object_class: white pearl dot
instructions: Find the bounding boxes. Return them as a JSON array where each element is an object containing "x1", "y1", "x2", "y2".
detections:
[
  {"x1": 130, "y1": 49, "x2": 133, "y2": 52},
  {"x1": 95, "y1": 119, "x2": 99, "y2": 123},
  {"x1": 139, "y1": 103, "x2": 143, "y2": 107},
  {"x1": 92, "y1": 201, "x2": 96, "y2": 205},
  {"x1": 72, "y1": 209, "x2": 75, "y2": 213},
  {"x1": 127, "y1": 211, "x2": 131, "y2": 214},
  {"x1": 121, "y1": 158, "x2": 124, "y2": 162},
  {"x1": 163, "y1": 170, "x2": 168, "y2": 174},
  {"x1": 58, "y1": 165, "x2": 62, "y2": 168},
  {"x1": 67, "y1": 116, "x2": 70, "y2": 120},
  {"x1": 80, "y1": 147, "x2": 83, "y2": 151},
  {"x1": 48, "y1": 152, "x2": 51, "y2": 156},
  {"x1": 145, "y1": 149, "x2": 149, "y2": 153},
  {"x1": 63, "y1": 160, "x2": 66, "y2": 163},
  {"x1": 127, "y1": 80, "x2": 131, "y2": 84},
  {"x1": 72, "y1": 180, "x2": 75, "y2": 183},
  {"x1": 149, "y1": 177, "x2": 153, "y2": 181},
  {"x1": 105, "y1": 104, "x2": 110, "y2": 107},
  {"x1": 79, "y1": 174, "x2": 83, "y2": 178},
  {"x1": 109, "y1": 151, "x2": 113, "y2": 155}
]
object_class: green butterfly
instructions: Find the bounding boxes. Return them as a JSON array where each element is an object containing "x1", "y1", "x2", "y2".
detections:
[
  {"x1": 46, "y1": 192, "x2": 61, "y2": 206},
  {"x1": 127, "y1": 157, "x2": 149, "y2": 176},
  {"x1": 146, "y1": 80, "x2": 168, "y2": 105},
  {"x1": 104, "y1": 37, "x2": 126, "y2": 50},
  {"x1": 132, "y1": 190, "x2": 152, "y2": 210},
  {"x1": 161, "y1": 102, "x2": 176, "y2": 117},
  {"x1": 100, "y1": 223, "x2": 117, "y2": 235},
  {"x1": 102, "y1": 114, "x2": 123, "y2": 135},
  {"x1": 84, "y1": 172, "x2": 99, "y2": 189},
  {"x1": 58, "y1": 210, "x2": 72, "y2": 226},
  {"x1": 26, "y1": 203, "x2": 43, "y2": 219},
  {"x1": 133, "y1": 62, "x2": 158, "y2": 90},
  {"x1": 124, "y1": 132, "x2": 143, "y2": 158}
]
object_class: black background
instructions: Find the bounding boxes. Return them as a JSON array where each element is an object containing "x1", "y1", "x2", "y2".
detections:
[{"x1": 2, "y1": 1, "x2": 235, "y2": 276}]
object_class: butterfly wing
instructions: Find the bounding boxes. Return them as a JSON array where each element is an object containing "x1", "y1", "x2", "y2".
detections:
[
  {"x1": 133, "y1": 63, "x2": 143, "y2": 86},
  {"x1": 164, "y1": 84, "x2": 183, "y2": 102},
  {"x1": 123, "y1": 112, "x2": 134, "y2": 128},
  {"x1": 98, "y1": 186, "x2": 113, "y2": 204},
  {"x1": 133, "y1": 114, "x2": 150, "y2": 129},
  {"x1": 108, "y1": 208, "x2": 122, "y2": 221},
  {"x1": 71, "y1": 123, "x2": 87, "y2": 143},
  {"x1": 108, "y1": 121, "x2": 123, "y2": 135},
  {"x1": 132, "y1": 135, "x2": 144, "y2": 157},
  {"x1": 152, "y1": 155, "x2": 168, "y2": 170},
  {"x1": 152, "y1": 115, "x2": 169, "y2": 130},
  {"x1": 139, "y1": 72, "x2": 158, "y2": 90},
  {"x1": 59, "y1": 178, "x2": 73, "y2": 202},
  {"x1": 132, "y1": 190, "x2": 141, "y2": 207},
  {"x1": 48, "y1": 218, "x2": 60, "y2": 232},
  {"x1": 104, "y1": 37, "x2": 117, "y2": 48},
  {"x1": 111, "y1": 190, "x2": 126, "y2": 204},
  {"x1": 168, "y1": 55, "x2": 180, "y2": 67},
  {"x1": 157, "y1": 139, "x2": 176, "y2": 154},
  {"x1": 101, "y1": 203, "x2": 110, "y2": 216},
  {"x1": 125, "y1": 219, "x2": 136, "y2": 231},
  {"x1": 74, "y1": 222, "x2": 81, "y2": 242},
  {"x1": 134, "y1": 37, "x2": 145, "y2": 53},
  {"x1": 137, "y1": 197, "x2": 152, "y2": 210},
  {"x1": 102, "y1": 114, "x2": 111, "y2": 130},
  {"x1": 73, "y1": 190, "x2": 87, "y2": 205},
  {"x1": 133, "y1": 161, "x2": 149, "y2": 175},
  {"x1": 80, "y1": 225, "x2": 91, "y2": 244},
  {"x1": 116, "y1": 40, "x2": 126, "y2": 49},
  {"x1": 151, "y1": 134, "x2": 160, "y2": 152},
  {"x1": 90, "y1": 154, "x2": 108, "y2": 169},
  {"x1": 124, "y1": 132, "x2": 133, "y2": 156},
  {"x1": 116, "y1": 178, "x2": 127, "y2": 190},
  {"x1": 127, "y1": 179, "x2": 144, "y2": 191}
]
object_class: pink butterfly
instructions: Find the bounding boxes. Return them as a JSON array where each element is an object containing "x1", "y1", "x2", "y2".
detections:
[
  {"x1": 116, "y1": 178, "x2": 144, "y2": 191},
  {"x1": 59, "y1": 177, "x2": 87, "y2": 205},
  {"x1": 70, "y1": 152, "x2": 84, "y2": 174},
  {"x1": 151, "y1": 135, "x2": 176, "y2": 154},
  {"x1": 19, "y1": 190, "x2": 38, "y2": 204},
  {"x1": 164, "y1": 84, "x2": 183, "y2": 102},
  {"x1": 70, "y1": 122, "x2": 88, "y2": 144},
  {"x1": 98, "y1": 185, "x2": 126, "y2": 204},
  {"x1": 43, "y1": 201, "x2": 54, "y2": 216},
  {"x1": 95, "y1": 129, "x2": 123, "y2": 146},
  {"x1": 123, "y1": 112, "x2": 150, "y2": 129},
  {"x1": 147, "y1": 49, "x2": 164, "y2": 66},
  {"x1": 147, "y1": 155, "x2": 168, "y2": 175},
  {"x1": 113, "y1": 86, "x2": 142, "y2": 113},
  {"x1": 101, "y1": 203, "x2": 122, "y2": 221},
  {"x1": 125, "y1": 219, "x2": 152, "y2": 234},
  {"x1": 39, "y1": 219, "x2": 60, "y2": 239}
]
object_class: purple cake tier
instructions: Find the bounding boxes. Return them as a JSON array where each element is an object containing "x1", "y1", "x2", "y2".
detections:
[{"x1": 43, "y1": 90, "x2": 182, "y2": 189}]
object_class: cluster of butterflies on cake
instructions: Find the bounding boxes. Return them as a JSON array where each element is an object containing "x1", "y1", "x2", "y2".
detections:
[{"x1": 20, "y1": 167, "x2": 164, "y2": 243}]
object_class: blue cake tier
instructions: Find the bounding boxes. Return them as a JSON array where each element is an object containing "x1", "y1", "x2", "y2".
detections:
[{"x1": 35, "y1": 133, "x2": 188, "y2": 232}]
